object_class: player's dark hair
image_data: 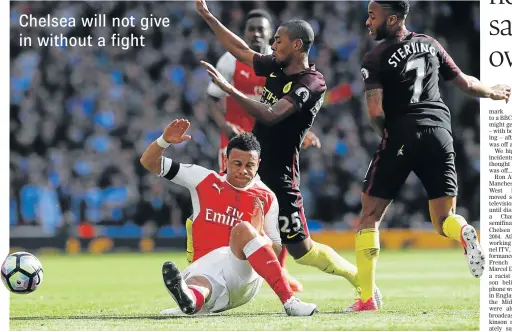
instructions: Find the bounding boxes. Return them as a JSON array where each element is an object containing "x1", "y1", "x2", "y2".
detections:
[
  {"x1": 375, "y1": 1, "x2": 410, "y2": 20},
  {"x1": 226, "y1": 132, "x2": 261, "y2": 157},
  {"x1": 279, "y1": 20, "x2": 314, "y2": 53},
  {"x1": 245, "y1": 9, "x2": 273, "y2": 28}
]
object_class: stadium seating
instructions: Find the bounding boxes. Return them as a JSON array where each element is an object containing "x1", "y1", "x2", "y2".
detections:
[{"x1": 10, "y1": 1, "x2": 481, "y2": 237}]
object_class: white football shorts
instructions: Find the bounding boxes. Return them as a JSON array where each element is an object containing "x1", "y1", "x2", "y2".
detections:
[{"x1": 182, "y1": 246, "x2": 263, "y2": 313}]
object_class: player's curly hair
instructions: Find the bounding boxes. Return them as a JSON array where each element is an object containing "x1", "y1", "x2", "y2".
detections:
[
  {"x1": 279, "y1": 20, "x2": 314, "y2": 53},
  {"x1": 226, "y1": 132, "x2": 261, "y2": 157},
  {"x1": 245, "y1": 9, "x2": 273, "y2": 29},
  {"x1": 376, "y1": 1, "x2": 410, "y2": 20}
]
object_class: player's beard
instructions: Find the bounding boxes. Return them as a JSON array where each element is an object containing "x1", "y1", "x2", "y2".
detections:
[
  {"x1": 275, "y1": 54, "x2": 293, "y2": 68},
  {"x1": 373, "y1": 20, "x2": 388, "y2": 41}
]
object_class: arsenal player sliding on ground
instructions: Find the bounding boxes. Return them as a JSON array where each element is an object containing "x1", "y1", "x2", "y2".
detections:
[
  {"x1": 140, "y1": 119, "x2": 317, "y2": 316},
  {"x1": 195, "y1": 0, "x2": 382, "y2": 308},
  {"x1": 346, "y1": 0, "x2": 511, "y2": 312}
]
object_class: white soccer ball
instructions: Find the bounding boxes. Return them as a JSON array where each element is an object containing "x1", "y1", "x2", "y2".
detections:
[{"x1": 1, "y1": 251, "x2": 44, "y2": 294}]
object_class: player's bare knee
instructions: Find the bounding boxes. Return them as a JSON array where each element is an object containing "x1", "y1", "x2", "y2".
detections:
[
  {"x1": 229, "y1": 222, "x2": 259, "y2": 258},
  {"x1": 359, "y1": 194, "x2": 389, "y2": 230},
  {"x1": 231, "y1": 222, "x2": 259, "y2": 242},
  {"x1": 359, "y1": 208, "x2": 383, "y2": 230}
]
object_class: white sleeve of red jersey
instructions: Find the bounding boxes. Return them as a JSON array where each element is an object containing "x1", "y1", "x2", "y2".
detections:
[
  {"x1": 158, "y1": 157, "x2": 213, "y2": 189},
  {"x1": 206, "y1": 52, "x2": 236, "y2": 99},
  {"x1": 263, "y1": 195, "x2": 282, "y2": 247}
]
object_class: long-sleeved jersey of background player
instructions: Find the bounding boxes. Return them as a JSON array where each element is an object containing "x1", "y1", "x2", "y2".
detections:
[
  {"x1": 206, "y1": 48, "x2": 271, "y2": 152},
  {"x1": 252, "y1": 54, "x2": 326, "y2": 193},
  {"x1": 361, "y1": 32, "x2": 461, "y2": 133},
  {"x1": 158, "y1": 157, "x2": 281, "y2": 262}
]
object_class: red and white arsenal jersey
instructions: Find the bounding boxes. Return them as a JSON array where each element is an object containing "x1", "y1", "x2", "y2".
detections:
[
  {"x1": 207, "y1": 49, "x2": 270, "y2": 149},
  {"x1": 158, "y1": 157, "x2": 281, "y2": 262}
]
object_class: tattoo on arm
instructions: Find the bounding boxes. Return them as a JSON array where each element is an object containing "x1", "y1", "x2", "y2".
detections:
[
  {"x1": 365, "y1": 89, "x2": 385, "y2": 138},
  {"x1": 365, "y1": 89, "x2": 381, "y2": 99}
]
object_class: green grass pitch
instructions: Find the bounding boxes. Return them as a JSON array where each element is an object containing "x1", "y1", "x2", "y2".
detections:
[{"x1": 9, "y1": 249, "x2": 479, "y2": 331}]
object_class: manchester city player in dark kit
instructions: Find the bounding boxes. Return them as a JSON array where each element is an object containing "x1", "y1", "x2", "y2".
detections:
[
  {"x1": 196, "y1": 0, "x2": 382, "y2": 307},
  {"x1": 347, "y1": 0, "x2": 511, "y2": 312}
]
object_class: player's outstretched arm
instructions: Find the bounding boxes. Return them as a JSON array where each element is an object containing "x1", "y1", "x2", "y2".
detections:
[
  {"x1": 365, "y1": 89, "x2": 385, "y2": 138},
  {"x1": 202, "y1": 61, "x2": 296, "y2": 125},
  {"x1": 196, "y1": 0, "x2": 258, "y2": 68},
  {"x1": 229, "y1": 90, "x2": 296, "y2": 125},
  {"x1": 435, "y1": 39, "x2": 511, "y2": 103},
  {"x1": 140, "y1": 119, "x2": 192, "y2": 174},
  {"x1": 450, "y1": 73, "x2": 511, "y2": 103}
]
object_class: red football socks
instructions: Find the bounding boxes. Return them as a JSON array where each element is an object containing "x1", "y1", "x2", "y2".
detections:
[
  {"x1": 188, "y1": 285, "x2": 206, "y2": 313},
  {"x1": 244, "y1": 238, "x2": 294, "y2": 304}
]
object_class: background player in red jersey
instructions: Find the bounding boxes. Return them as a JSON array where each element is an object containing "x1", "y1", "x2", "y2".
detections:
[
  {"x1": 140, "y1": 119, "x2": 317, "y2": 316},
  {"x1": 347, "y1": 0, "x2": 511, "y2": 312},
  {"x1": 195, "y1": 0, "x2": 383, "y2": 308}
]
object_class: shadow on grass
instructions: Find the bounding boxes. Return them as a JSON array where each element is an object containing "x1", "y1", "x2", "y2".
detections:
[{"x1": 9, "y1": 311, "x2": 307, "y2": 321}]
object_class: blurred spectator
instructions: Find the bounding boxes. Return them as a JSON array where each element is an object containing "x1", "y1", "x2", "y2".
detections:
[{"x1": 10, "y1": 1, "x2": 480, "y2": 234}]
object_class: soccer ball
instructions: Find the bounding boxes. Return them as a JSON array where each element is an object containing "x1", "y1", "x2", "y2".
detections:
[{"x1": 1, "y1": 251, "x2": 44, "y2": 294}]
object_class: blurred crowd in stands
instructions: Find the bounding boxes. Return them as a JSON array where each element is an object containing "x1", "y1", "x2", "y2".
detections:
[{"x1": 10, "y1": 1, "x2": 481, "y2": 236}]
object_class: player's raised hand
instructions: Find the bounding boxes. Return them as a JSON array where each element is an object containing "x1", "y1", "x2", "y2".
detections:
[
  {"x1": 201, "y1": 60, "x2": 234, "y2": 94},
  {"x1": 490, "y1": 84, "x2": 511, "y2": 103},
  {"x1": 195, "y1": 0, "x2": 211, "y2": 19},
  {"x1": 301, "y1": 131, "x2": 321, "y2": 150},
  {"x1": 163, "y1": 119, "x2": 192, "y2": 144}
]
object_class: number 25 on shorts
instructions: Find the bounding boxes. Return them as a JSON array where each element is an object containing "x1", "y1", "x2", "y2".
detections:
[{"x1": 279, "y1": 212, "x2": 301, "y2": 239}]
